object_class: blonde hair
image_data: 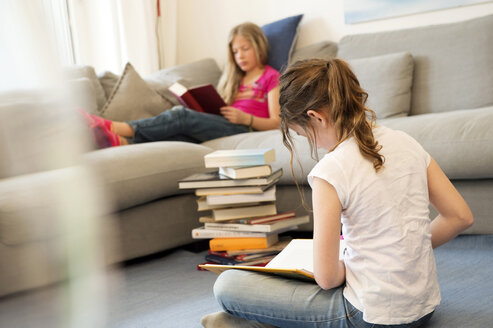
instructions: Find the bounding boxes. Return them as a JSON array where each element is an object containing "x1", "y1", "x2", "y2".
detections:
[
  {"x1": 217, "y1": 22, "x2": 269, "y2": 105},
  {"x1": 280, "y1": 59, "x2": 384, "y2": 206}
]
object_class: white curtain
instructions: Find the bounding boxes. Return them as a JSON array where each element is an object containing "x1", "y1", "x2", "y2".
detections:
[
  {"x1": 68, "y1": 0, "x2": 161, "y2": 75},
  {"x1": 0, "y1": 0, "x2": 65, "y2": 91},
  {"x1": 161, "y1": 0, "x2": 178, "y2": 68}
]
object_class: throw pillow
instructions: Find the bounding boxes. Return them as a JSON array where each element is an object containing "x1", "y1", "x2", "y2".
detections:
[
  {"x1": 63, "y1": 65, "x2": 107, "y2": 111},
  {"x1": 262, "y1": 14, "x2": 303, "y2": 72},
  {"x1": 290, "y1": 40, "x2": 338, "y2": 64},
  {"x1": 347, "y1": 52, "x2": 414, "y2": 119},
  {"x1": 67, "y1": 77, "x2": 99, "y2": 115},
  {"x1": 98, "y1": 70, "x2": 120, "y2": 99},
  {"x1": 100, "y1": 63, "x2": 174, "y2": 122}
]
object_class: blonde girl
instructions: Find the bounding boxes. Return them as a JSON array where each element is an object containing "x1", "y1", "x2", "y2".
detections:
[
  {"x1": 81, "y1": 22, "x2": 280, "y2": 146},
  {"x1": 203, "y1": 59, "x2": 473, "y2": 328}
]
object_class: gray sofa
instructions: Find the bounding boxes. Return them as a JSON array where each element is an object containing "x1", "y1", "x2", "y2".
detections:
[{"x1": 1, "y1": 13, "x2": 493, "y2": 299}]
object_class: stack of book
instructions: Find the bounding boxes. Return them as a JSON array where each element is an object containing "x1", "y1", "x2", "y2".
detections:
[{"x1": 178, "y1": 148, "x2": 309, "y2": 267}]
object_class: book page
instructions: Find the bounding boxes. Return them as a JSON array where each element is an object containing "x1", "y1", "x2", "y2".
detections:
[
  {"x1": 265, "y1": 239, "x2": 346, "y2": 273},
  {"x1": 266, "y1": 239, "x2": 314, "y2": 272}
]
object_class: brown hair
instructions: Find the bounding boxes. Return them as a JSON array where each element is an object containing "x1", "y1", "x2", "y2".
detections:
[
  {"x1": 279, "y1": 59, "x2": 384, "y2": 205},
  {"x1": 217, "y1": 22, "x2": 269, "y2": 105}
]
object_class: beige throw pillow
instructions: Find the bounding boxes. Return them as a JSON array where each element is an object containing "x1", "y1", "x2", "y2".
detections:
[
  {"x1": 100, "y1": 63, "x2": 173, "y2": 122},
  {"x1": 347, "y1": 52, "x2": 414, "y2": 119},
  {"x1": 63, "y1": 65, "x2": 107, "y2": 111}
]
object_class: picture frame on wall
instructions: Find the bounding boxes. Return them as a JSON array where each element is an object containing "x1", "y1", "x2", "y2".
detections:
[{"x1": 344, "y1": 0, "x2": 493, "y2": 24}]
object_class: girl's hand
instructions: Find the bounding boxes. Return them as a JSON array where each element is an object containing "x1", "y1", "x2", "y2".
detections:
[{"x1": 220, "y1": 106, "x2": 250, "y2": 125}]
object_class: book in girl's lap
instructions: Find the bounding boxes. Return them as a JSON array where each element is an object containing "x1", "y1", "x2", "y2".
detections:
[{"x1": 202, "y1": 59, "x2": 473, "y2": 328}]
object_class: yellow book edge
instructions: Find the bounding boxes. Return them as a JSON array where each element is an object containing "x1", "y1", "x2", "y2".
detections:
[{"x1": 198, "y1": 264, "x2": 315, "y2": 282}]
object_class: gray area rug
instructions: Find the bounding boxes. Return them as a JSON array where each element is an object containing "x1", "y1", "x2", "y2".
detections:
[{"x1": 0, "y1": 235, "x2": 492, "y2": 327}]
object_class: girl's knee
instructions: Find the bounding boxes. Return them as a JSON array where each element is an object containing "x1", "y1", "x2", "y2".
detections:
[{"x1": 213, "y1": 270, "x2": 239, "y2": 302}]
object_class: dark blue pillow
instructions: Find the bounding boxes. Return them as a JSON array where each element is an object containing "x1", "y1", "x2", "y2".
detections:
[{"x1": 262, "y1": 14, "x2": 303, "y2": 72}]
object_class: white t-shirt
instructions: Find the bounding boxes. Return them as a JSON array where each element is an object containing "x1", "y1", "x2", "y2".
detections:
[{"x1": 308, "y1": 126, "x2": 440, "y2": 325}]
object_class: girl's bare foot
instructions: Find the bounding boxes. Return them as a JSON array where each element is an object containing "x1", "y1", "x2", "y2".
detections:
[
  {"x1": 113, "y1": 122, "x2": 135, "y2": 138},
  {"x1": 118, "y1": 136, "x2": 129, "y2": 145}
]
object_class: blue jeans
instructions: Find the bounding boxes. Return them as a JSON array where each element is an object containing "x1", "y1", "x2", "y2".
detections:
[
  {"x1": 214, "y1": 270, "x2": 434, "y2": 328},
  {"x1": 126, "y1": 106, "x2": 250, "y2": 143}
]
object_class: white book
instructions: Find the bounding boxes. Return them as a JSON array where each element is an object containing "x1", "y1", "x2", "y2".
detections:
[
  {"x1": 191, "y1": 227, "x2": 274, "y2": 239},
  {"x1": 196, "y1": 197, "x2": 259, "y2": 211},
  {"x1": 195, "y1": 182, "x2": 277, "y2": 196},
  {"x1": 179, "y1": 169, "x2": 282, "y2": 189},
  {"x1": 206, "y1": 186, "x2": 276, "y2": 205},
  {"x1": 212, "y1": 203, "x2": 277, "y2": 221},
  {"x1": 205, "y1": 215, "x2": 309, "y2": 233},
  {"x1": 204, "y1": 149, "x2": 275, "y2": 168},
  {"x1": 191, "y1": 226, "x2": 295, "y2": 239},
  {"x1": 219, "y1": 165, "x2": 272, "y2": 179}
]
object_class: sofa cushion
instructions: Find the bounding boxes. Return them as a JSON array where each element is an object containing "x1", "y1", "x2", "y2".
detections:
[
  {"x1": 262, "y1": 15, "x2": 303, "y2": 72},
  {"x1": 145, "y1": 58, "x2": 223, "y2": 106},
  {"x1": 63, "y1": 65, "x2": 107, "y2": 111},
  {"x1": 337, "y1": 14, "x2": 493, "y2": 116},
  {"x1": 290, "y1": 41, "x2": 338, "y2": 64},
  {"x1": 83, "y1": 141, "x2": 215, "y2": 211},
  {"x1": 348, "y1": 52, "x2": 414, "y2": 119},
  {"x1": 378, "y1": 106, "x2": 493, "y2": 179},
  {"x1": 0, "y1": 91, "x2": 94, "y2": 179},
  {"x1": 100, "y1": 62, "x2": 174, "y2": 122},
  {"x1": 0, "y1": 166, "x2": 110, "y2": 246}
]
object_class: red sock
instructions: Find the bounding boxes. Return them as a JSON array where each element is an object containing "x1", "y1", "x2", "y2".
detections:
[{"x1": 78, "y1": 108, "x2": 121, "y2": 147}]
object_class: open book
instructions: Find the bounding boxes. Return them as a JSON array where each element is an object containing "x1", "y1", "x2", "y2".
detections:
[
  {"x1": 168, "y1": 82, "x2": 225, "y2": 115},
  {"x1": 199, "y1": 238, "x2": 346, "y2": 282}
]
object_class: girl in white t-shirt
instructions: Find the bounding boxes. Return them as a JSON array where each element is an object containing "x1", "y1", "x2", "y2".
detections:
[{"x1": 202, "y1": 59, "x2": 473, "y2": 328}]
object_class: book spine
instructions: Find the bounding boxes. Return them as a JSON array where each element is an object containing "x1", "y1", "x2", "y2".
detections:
[
  {"x1": 237, "y1": 211, "x2": 296, "y2": 224},
  {"x1": 205, "y1": 254, "x2": 240, "y2": 265},
  {"x1": 213, "y1": 203, "x2": 277, "y2": 221},
  {"x1": 205, "y1": 222, "x2": 270, "y2": 233},
  {"x1": 192, "y1": 228, "x2": 268, "y2": 239},
  {"x1": 210, "y1": 235, "x2": 278, "y2": 251}
]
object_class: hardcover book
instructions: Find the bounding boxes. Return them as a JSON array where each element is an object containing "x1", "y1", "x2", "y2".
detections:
[
  {"x1": 205, "y1": 186, "x2": 276, "y2": 206},
  {"x1": 225, "y1": 237, "x2": 292, "y2": 256},
  {"x1": 205, "y1": 215, "x2": 308, "y2": 233},
  {"x1": 212, "y1": 203, "x2": 277, "y2": 221},
  {"x1": 237, "y1": 211, "x2": 296, "y2": 224},
  {"x1": 219, "y1": 165, "x2": 272, "y2": 179},
  {"x1": 209, "y1": 233, "x2": 279, "y2": 251},
  {"x1": 178, "y1": 169, "x2": 282, "y2": 189},
  {"x1": 196, "y1": 197, "x2": 259, "y2": 212},
  {"x1": 200, "y1": 239, "x2": 346, "y2": 281},
  {"x1": 168, "y1": 82, "x2": 225, "y2": 115},
  {"x1": 195, "y1": 181, "x2": 278, "y2": 196},
  {"x1": 191, "y1": 226, "x2": 284, "y2": 239},
  {"x1": 204, "y1": 149, "x2": 275, "y2": 168}
]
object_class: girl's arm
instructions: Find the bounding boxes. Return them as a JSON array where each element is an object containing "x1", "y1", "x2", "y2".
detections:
[
  {"x1": 220, "y1": 86, "x2": 281, "y2": 131},
  {"x1": 249, "y1": 85, "x2": 281, "y2": 131},
  {"x1": 311, "y1": 177, "x2": 346, "y2": 290},
  {"x1": 428, "y1": 157, "x2": 474, "y2": 248}
]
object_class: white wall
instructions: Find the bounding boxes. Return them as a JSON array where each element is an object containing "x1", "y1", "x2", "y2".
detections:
[{"x1": 164, "y1": 0, "x2": 493, "y2": 68}]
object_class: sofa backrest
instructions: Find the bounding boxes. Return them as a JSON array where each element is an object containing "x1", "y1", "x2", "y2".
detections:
[
  {"x1": 337, "y1": 14, "x2": 493, "y2": 116},
  {"x1": 0, "y1": 91, "x2": 93, "y2": 179}
]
